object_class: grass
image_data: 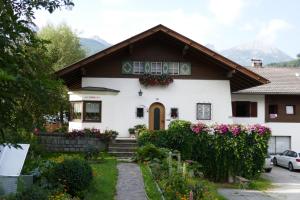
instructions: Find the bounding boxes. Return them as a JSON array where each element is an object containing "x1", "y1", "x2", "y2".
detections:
[
  {"x1": 216, "y1": 177, "x2": 273, "y2": 191},
  {"x1": 85, "y1": 157, "x2": 118, "y2": 200},
  {"x1": 140, "y1": 163, "x2": 162, "y2": 200},
  {"x1": 247, "y1": 177, "x2": 272, "y2": 191}
]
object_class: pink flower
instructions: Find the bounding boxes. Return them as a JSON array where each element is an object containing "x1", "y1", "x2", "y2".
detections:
[
  {"x1": 229, "y1": 125, "x2": 241, "y2": 136},
  {"x1": 191, "y1": 123, "x2": 207, "y2": 134},
  {"x1": 214, "y1": 124, "x2": 229, "y2": 135}
]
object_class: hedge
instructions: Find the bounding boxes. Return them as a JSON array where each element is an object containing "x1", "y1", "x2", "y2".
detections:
[{"x1": 138, "y1": 120, "x2": 271, "y2": 182}]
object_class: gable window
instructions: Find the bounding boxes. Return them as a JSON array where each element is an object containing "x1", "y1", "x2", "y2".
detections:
[
  {"x1": 84, "y1": 101, "x2": 102, "y2": 122},
  {"x1": 136, "y1": 107, "x2": 144, "y2": 118},
  {"x1": 168, "y1": 62, "x2": 179, "y2": 75},
  {"x1": 170, "y1": 108, "x2": 178, "y2": 119},
  {"x1": 197, "y1": 103, "x2": 211, "y2": 120},
  {"x1": 232, "y1": 101, "x2": 257, "y2": 117},
  {"x1": 286, "y1": 105, "x2": 295, "y2": 115},
  {"x1": 133, "y1": 61, "x2": 144, "y2": 74},
  {"x1": 151, "y1": 62, "x2": 162, "y2": 75},
  {"x1": 70, "y1": 102, "x2": 82, "y2": 120},
  {"x1": 268, "y1": 104, "x2": 278, "y2": 118}
]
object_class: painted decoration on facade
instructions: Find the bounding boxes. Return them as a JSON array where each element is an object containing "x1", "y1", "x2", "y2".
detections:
[
  {"x1": 121, "y1": 61, "x2": 133, "y2": 74},
  {"x1": 180, "y1": 62, "x2": 191, "y2": 75},
  {"x1": 122, "y1": 61, "x2": 191, "y2": 75}
]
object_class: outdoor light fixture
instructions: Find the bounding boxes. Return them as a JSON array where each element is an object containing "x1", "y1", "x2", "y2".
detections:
[{"x1": 138, "y1": 89, "x2": 143, "y2": 96}]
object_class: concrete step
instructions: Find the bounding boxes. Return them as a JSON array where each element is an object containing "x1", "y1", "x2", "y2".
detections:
[
  {"x1": 113, "y1": 139, "x2": 137, "y2": 144},
  {"x1": 109, "y1": 152, "x2": 135, "y2": 158},
  {"x1": 109, "y1": 143, "x2": 138, "y2": 148},
  {"x1": 109, "y1": 146, "x2": 137, "y2": 152}
]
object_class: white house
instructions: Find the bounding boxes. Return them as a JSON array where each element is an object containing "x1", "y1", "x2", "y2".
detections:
[
  {"x1": 56, "y1": 25, "x2": 268, "y2": 138},
  {"x1": 233, "y1": 67, "x2": 300, "y2": 153}
]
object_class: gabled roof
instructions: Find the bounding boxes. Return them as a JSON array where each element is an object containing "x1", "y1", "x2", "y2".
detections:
[
  {"x1": 56, "y1": 24, "x2": 269, "y2": 91},
  {"x1": 236, "y1": 67, "x2": 300, "y2": 95}
]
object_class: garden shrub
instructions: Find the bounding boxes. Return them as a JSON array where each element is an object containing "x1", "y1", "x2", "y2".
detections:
[
  {"x1": 135, "y1": 143, "x2": 168, "y2": 162},
  {"x1": 138, "y1": 120, "x2": 194, "y2": 159},
  {"x1": 14, "y1": 185, "x2": 49, "y2": 200},
  {"x1": 50, "y1": 159, "x2": 93, "y2": 196}
]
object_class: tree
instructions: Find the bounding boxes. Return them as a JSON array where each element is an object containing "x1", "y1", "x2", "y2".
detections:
[
  {"x1": 0, "y1": 0, "x2": 74, "y2": 145},
  {"x1": 38, "y1": 23, "x2": 86, "y2": 71},
  {"x1": 297, "y1": 53, "x2": 300, "y2": 59}
]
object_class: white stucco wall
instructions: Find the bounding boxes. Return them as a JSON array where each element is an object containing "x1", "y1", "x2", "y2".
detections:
[
  {"x1": 69, "y1": 78, "x2": 233, "y2": 137},
  {"x1": 232, "y1": 94, "x2": 300, "y2": 150}
]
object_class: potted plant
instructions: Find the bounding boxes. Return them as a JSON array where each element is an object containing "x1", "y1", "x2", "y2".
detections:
[
  {"x1": 134, "y1": 124, "x2": 147, "y2": 138},
  {"x1": 128, "y1": 128, "x2": 135, "y2": 138}
]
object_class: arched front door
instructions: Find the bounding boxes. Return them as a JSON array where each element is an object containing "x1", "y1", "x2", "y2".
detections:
[{"x1": 149, "y1": 103, "x2": 165, "y2": 130}]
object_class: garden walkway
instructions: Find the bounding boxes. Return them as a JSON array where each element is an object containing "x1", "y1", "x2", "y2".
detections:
[{"x1": 116, "y1": 163, "x2": 147, "y2": 200}]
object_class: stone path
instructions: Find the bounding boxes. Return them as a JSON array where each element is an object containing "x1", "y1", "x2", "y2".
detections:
[
  {"x1": 116, "y1": 163, "x2": 147, "y2": 200},
  {"x1": 218, "y1": 188, "x2": 276, "y2": 200}
]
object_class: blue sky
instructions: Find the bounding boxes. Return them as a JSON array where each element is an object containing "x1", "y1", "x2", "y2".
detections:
[{"x1": 34, "y1": 0, "x2": 300, "y2": 57}]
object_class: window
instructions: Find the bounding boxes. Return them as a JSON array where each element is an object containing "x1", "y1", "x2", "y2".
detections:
[
  {"x1": 151, "y1": 62, "x2": 162, "y2": 75},
  {"x1": 232, "y1": 101, "x2": 257, "y2": 117},
  {"x1": 136, "y1": 107, "x2": 144, "y2": 118},
  {"x1": 70, "y1": 102, "x2": 82, "y2": 120},
  {"x1": 268, "y1": 105, "x2": 278, "y2": 119},
  {"x1": 170, "y1": 108, "x2": 178, "y2": 119},
  {"x1": 133, "y1": 61, "x2": 144, "y2": 74},
  {"x1": 197, "y1": 103, "x2": 211, "y2": 120},
  {"x1": 286, "y1": 105, "x2": 295, "y2": 115},
  {"x1": 168, "y1": 62, "x2": 179, "y2": 75},
  {"x1": 84, "y1": 101, "x2": 101, "y2": 122}
]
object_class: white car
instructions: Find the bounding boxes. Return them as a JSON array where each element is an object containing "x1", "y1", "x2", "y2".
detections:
[
  {"x1": 264, "y1": 154, "x2": 273, "y2": 172},
  {"x1": 273, "y1": 150, "x2": 300, "y2": 171}
]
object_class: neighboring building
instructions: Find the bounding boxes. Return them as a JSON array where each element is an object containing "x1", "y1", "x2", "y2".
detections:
[
  {"x1": 56, "y1": 25, "x2": 267, "y2": 137},
  {"x1": 233, "y1": 67, "x2": 300, "y2": 153}
]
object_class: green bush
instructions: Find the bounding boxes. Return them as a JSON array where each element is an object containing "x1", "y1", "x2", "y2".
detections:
[
  {"x1": 50, "y1": 159, "x2": 93, "y2": 196},
  {"x1": 15, "y1": 185, "x2": 49, "y2": 200},
  {"x1": 135, "y1": 144, "x2": 169, "y2": 162},
  {"x1": 138, "y1": 120, "x2": 194, "y2": 159}
]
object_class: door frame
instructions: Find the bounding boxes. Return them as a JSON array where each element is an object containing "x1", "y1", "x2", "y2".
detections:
[{"x1": 149, "y1": 102, "x2": 165, "y2": 130}]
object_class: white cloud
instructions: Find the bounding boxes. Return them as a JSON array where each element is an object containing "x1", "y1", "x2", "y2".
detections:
[
  {"x1": 84, "y1": 9, "x2": 216, "y2": 45},
  {"x1": 209, "y1": 0, "x2": 246, "y2": 25},
  {"x1": 257, "y1": 19, "x2": 291, "y2": 44}
]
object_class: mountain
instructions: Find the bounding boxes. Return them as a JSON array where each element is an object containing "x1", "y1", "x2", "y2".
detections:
[
  {"x1": 220, "y1": 41, "x2": 293, "y2": 66},
  {"x1": 79, "y1": 37, "x2": 111, "y2": 56},
  {"x1": 267, "y1": 58, "x2": 300, "y2": 67}
]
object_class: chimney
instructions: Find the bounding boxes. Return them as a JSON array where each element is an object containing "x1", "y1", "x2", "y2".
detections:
[{"x1": 251, "y1": 59, "x2": 263, "y2": 68}]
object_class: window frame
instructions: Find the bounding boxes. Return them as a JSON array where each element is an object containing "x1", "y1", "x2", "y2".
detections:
[
  {"x1": 196, "y1": 103, "x2": 211, "y2": 120},
  {"x1": 136, "y1": 107, "x2": 144, "y2": 118},
  {"x1": 285, "y1": 105, "x2": 296, "y2": 115},
  {"x1": 133, "y1": 61, "x2": 144, "y2": 74},
  {"x1": 70, "y1": 101, "x2": 83, "y2": 121},
  {"x1": 70, "y1": 101, "x2": 102, "y2": 122},
  {"x1": 151, "y1": 62, "x2": 162, "y2": 75},
  {"x1": 168, "y1": 62, "x2": 180, "y2": 75},
  {"x1": 83, "y1": 101, "x2": 102, "y2": 122},
  {"x1": 268, "y1": 104, "x2": 278, "y2": 119},
  {"x1": 170, "y1": 107, "x2": 179, "y2": 119}
]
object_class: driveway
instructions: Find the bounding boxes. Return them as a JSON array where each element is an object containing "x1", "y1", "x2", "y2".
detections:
[
  {"x1": 262, "y1": 166, "x2": 300, "y2": 200},
  {"x1": 219, "y1": 166, "x2": 300, "y2": 200}
]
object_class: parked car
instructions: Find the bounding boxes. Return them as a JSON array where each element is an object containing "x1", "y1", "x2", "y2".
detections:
[
  {"x1": 264, "y1": 154, "x2": 273, "y2": 172},
  {"x1": 273, "y1": 150, "x2": 300, "y2": 171}
]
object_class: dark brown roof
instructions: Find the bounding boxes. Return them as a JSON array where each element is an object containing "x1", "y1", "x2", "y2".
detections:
[
  {"x1": 72, "y1": 87, "x2": 120, "y2": 93},
  {"x1": 56, "y1": 24, "x2": 269, "y2": 91},
  {"x1": 236, "y1": 67, "x2": 300, "y2": 95}
]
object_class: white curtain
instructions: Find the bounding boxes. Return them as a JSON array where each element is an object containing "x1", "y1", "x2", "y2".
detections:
[{"x1": 86, "y1": 103, "x2": 100, "y2": 113}]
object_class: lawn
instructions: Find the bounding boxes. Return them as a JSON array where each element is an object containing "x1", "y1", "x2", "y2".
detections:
[
  {"x1": 85, "y1": 157, "x2": 118, "y2": 200},
  {"x1": 140, "y1": 163, "x2": 162, "y2": 200}
]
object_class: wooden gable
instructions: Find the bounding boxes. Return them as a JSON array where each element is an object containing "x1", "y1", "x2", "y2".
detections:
[{"x1": 56, "y1": 24, "x2": 269, "y2": 91}]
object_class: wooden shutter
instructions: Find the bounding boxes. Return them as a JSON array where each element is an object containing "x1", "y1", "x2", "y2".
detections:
[
  {"x1": 232, "y1": 101, "x2": 237, "y2": 117},
  {"x1": 250, "y1": 102, "x2": 257, "y2": 117}
]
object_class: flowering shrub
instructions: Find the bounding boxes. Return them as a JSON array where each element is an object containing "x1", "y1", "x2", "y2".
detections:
[
  {"x1": 139, "y1": 74, "x2": 173, "y2": 86},
  {"x1": 65, "y1": 128, "x2": 118, "y2": 140},
  {"x1": 138, "y1": 121, "x2": 271, "y2": 182}
]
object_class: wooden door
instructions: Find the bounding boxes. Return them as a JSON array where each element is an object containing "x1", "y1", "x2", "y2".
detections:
[{"x1": 149, "y1": 103, "x2": 165, "y2": 130}]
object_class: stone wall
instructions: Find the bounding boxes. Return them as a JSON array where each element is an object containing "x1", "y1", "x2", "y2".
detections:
[{"x1": 38, "y1": 133, "x2": 108, "y2": 152}]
